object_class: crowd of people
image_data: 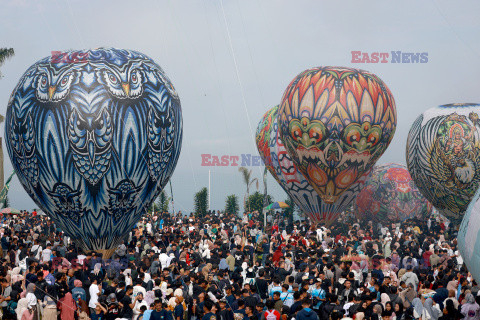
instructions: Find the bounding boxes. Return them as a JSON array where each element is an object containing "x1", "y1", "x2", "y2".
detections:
[{"x1": 0, "y1": 209, "x2": 478, "y2": 320}]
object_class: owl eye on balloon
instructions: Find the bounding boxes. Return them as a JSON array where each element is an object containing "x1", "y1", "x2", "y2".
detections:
[
  {"x1": 35, "y1": 69, "x2": 76, "y2": 102},
  {"x1": 99, "y1": 66, "x2": 144, "y2": 99}
]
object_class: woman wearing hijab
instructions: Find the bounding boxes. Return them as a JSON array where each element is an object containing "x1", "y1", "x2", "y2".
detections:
[
  {"x1": 381, "y1": 293, "x2": 392, "y2": 308},
  {"x1": 412, "y1": 298, "x2": 424, "y2": 319},
  {"x1": 393, "y1": 302, "x2": 405, "y2": 320},
  {"x1": 25, "y1": 283, "x2": 37, "y2": 320},
  {"x1": 10, "y1": 267, "x2": 23, "y2": 285},
  {"x1": 383, "y1": 302, "x2": 395, "y2": 320},
  {"x1": 439, "y1": 299, "x2": 462, "y2": 320},
  {"x1": 423, "y1": 298, "x2": 443, "y2": 320},
  {"x1": 461, "y1": 293, "x2": 480, "y2": 320},
  {"x1": 59, "y1": 292, "x2": 77, "y2": 320}
]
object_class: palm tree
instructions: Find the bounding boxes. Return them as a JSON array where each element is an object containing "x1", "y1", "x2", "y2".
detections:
[
  {"x1": 0, "y1": 48, "x2": 14, "y2": 189},
  {"x1": 238, "y1": 167, "x2": 259, "y2": 212},
  {"x1": 0, "y1": 48, "x2": 15, "y2": 78}
]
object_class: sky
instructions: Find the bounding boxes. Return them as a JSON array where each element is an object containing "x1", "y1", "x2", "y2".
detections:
[{"x1": 0, "y1": 0, "x2": 479, "y2": 214}]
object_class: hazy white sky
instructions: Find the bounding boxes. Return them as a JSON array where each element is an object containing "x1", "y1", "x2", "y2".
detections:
[{"x1": 0, "y1": 0, "x2": 479, "y2": 213}]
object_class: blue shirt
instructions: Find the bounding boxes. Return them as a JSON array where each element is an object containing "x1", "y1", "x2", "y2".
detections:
[
  {"x1": 269, "y1": 286, "x2": 282, "y2": 298},
  {"x1": 311, "y1": 288, "x2": 326, "y2": 309}
]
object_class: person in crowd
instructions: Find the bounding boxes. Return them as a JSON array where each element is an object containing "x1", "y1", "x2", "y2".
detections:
[{"x1": 0, "y1": 208, "x2": 465, "y2": 320}]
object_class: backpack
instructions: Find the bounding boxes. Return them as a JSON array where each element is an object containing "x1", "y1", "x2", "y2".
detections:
[
  {"x1": 6, "y1": 300, "x2": 17, "y2": 315},
  {"x1": 265, "y1": 310, "x2": 278, "y2": 320}
]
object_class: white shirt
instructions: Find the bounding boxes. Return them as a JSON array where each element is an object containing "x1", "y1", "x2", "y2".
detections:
[
  {"x1": 89, "y1": 284, "x2": 100, "y2": 308},
  {"x1": 42, "y1": 248, "x2": 52, "y2": 262},
  {"x1": 133, "y1": 300, "x2": 149, "y2": 320},
  {"x1": 31, "y1": 244, "x2": 42, "y2": 260},
  {"x1": 133, "y1": 285, "x2": 147, "y2": 299},
  {"x1": 26, "y1": 292, "x2": 37, "y2": 308},
  {"x1": 455, "y1": 250, "x2": 464, "y2": 265},
  {"x1": 159, "y1": 253, "x2": 172, "y2": 269}
]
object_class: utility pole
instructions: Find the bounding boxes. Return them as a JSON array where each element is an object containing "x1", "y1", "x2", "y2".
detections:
[{"x1": 208, "y1": 170, "x2": 211, "y2": 210}]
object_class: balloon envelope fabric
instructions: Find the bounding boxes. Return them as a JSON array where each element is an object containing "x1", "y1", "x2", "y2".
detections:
[
  {"x1": 458, "y1": 188, "x2": 480, "y2": 283},
  {"x1": 278, "y1": 67, "x2": 396, "y2": 205},
  {"x1": 354, "y1": 163, "x2": 432, "y2": 223},
  {"x1": 258, "y1": 105, "x2": 370, "y2": 226},
  {"x1": 256, "y1": 106, "x2": 281, "y2": 183},
  {"x1": 406, "y1": 103, "x2": 480, "y2": 225},
  {"x1": 5, "y1": 48, "x2": 182, "y2": 252}
]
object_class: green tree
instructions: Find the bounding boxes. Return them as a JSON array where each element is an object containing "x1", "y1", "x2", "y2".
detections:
[
  {"x1": 194, "y1": 187, "x2": 209, "y2": 217},
  {"x1": 0, "y1": 48, "x2": 14, "y2": 189},
  {"x1": 283, "y1": 197, "x2": 296, "y2": 222},
  {"x1": 0, "y1": 48, "x2": 14, "y2": 79},
  {"x1": 246, "y1": 191, "x2": 273, "y2": 214},
  {"x1": 156, "y1": 190, "x2": 171, "y2": 213},
  {"x1": 238, "y1": 167, "x2": 258, "y2": 212},
  {"x1": 225, "y1": 194, "x2": 239, "y2": 215}
]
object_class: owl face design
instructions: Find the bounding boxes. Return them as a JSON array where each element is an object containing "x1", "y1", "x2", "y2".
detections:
[
  {"x1": 47, "y1": 183, "x2": 83, "y2": 223},
  {"x1": 108, "y1": 179, "x2": 140, "y2": 220},
  {"x1": 68, "y1": 107, "x2": 113, "y2": 185},
  {"x1": 35, "y1": 68, "x2": 76, "y2": 102},
  {"x1": 148, "y1": 106, "x2": 175, "y2": 149},
  {"x1": 68, "y1": 107, "x2": 112, "y2": 166},
  {"x1": 147, "y1": 105, "x2": 176, "y2": 181},
  {"x1": 10, "y1": 111, "x2": 35, "y2": 159},
  {"x1": 98, "y1": 65, "x2": 143, "y2": 99}
]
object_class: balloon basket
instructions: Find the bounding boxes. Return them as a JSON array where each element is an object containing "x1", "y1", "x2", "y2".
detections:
[{"x1": 95, "y1": 248, "x2": 116, "y2": 260}]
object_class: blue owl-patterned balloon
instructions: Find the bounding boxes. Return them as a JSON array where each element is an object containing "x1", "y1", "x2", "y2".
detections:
[{"x1": 5, "y1": 48, "x2": 182, "y2": 252}]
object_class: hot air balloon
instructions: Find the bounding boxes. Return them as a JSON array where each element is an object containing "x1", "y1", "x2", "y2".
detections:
[
  {"x1": 255, "y1": 106, "x2": 280, "y2": 182},
  {"x1": 458, "y1": 187, "x2": 480, "y2": 282},
  {"x1": 256, "y1": 105, "x2": 370, "y2": 225},
  {"x1": 278, "y1": 67, "x2": 397, "y2": 204},
  {"x1": 406, "y1": 103, "x2": 480, "y2": 224},
  {"x1": 5, "y1": 48, "x2": 182, "y2": 256},
  {"x1": 354, "y1": 163, "x2": 432, "y2": 223}
]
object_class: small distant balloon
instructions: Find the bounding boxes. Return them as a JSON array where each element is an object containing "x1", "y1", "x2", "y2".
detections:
[{"x1": 354, "y1": 163, "x2": 432, "y2": 223}]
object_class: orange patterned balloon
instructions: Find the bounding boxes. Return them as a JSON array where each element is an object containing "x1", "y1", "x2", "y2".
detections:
[{"x1": 278, "y1": 67, "x2": 396, "y2": 203}]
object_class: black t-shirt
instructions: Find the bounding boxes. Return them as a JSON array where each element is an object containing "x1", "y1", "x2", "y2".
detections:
[
  {"x1": 320, "y1": 279, "x2": 331, "y2": 292},
  {"x1": 106, "y1": 303, "x2": 121, "y2": 320},
  {"x1": 174, "y1": 304, "x2": 184, "y2": 320},
  {"x1": 255, "y1": 278, "x2": 269, "y2": 299},
  {"x1": 151, "y1": 310, "x2": 164, "y2": 320},
  {"x1": 234, "y1": 251, "x2": 244, "y2": 266},
  {"x1": 121, "y1": 295, "x2": 133, "y2": 319}
]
